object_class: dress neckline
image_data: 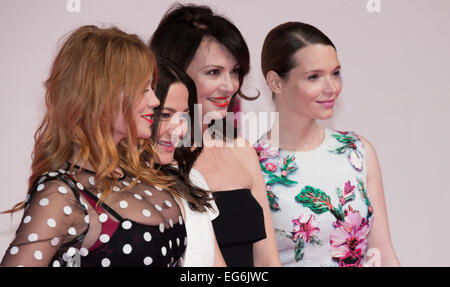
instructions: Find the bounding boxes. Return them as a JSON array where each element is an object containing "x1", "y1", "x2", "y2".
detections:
[
  {"x1": 67, "y1": 162, "x2": 127, "y2": 180},
  {"x1": 260, "y1": 126, "x2": 330, "y2": 154},
  {"x1": 212, "y1": 188, "x2": 251, "y2": 194}
]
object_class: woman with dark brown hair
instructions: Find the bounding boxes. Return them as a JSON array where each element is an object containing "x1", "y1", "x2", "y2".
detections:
[
  {"x1": 256, "y1": 21, "x2": 400, "y2": 266},
  {"x1": 0, "y1": 25, "x2": 209, "y2": 267},
  {"x1": 149, "y1": 4, "x2": 281, "y2": 267}
]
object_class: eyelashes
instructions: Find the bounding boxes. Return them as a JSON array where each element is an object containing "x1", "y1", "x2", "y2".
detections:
[
  {"x1": 205, "y1": 67, "x2": 241, "y2": 76},
  {"x1": 307, "y1": 70, "x2": 341, "y2": 81}
]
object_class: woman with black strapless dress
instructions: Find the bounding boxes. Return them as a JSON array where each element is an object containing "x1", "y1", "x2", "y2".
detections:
[
  {"x1": 212, "y1": 189, "x2": 267, "y2": 266},
  {"x1": 149, "y1": 4, "x2": 281, "y2": 266}
]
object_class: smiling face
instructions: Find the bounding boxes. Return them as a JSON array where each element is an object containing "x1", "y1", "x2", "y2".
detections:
[
  {"x1": 186, "y1": 36, "x2": 240, "y2": 122},
  {"x1": 277, "y1": 44, "x2": 342, "y2": 121},
  {"x1": 155, "y1": 82, "x2": 190, "y2": 165},
  {"x1": 113, "y1": 79, "x2": 160, "y2": 144}
]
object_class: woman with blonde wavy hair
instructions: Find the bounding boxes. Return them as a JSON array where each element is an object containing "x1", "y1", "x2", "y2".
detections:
[{"x1": 1, "y1": 25, "x2": 203, "y2": 267}]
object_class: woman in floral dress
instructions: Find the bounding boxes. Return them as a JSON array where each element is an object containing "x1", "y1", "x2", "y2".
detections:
[{"x1": 255, "y1": 22, "x2": 400, "y2": 266}]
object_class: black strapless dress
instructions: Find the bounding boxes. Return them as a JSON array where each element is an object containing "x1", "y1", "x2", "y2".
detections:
[{"x1": 212, "y1": 189, "x2": 267, "y2": 267}]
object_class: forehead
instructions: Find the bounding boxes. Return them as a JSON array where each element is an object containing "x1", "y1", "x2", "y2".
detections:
[
  {"x1": 293, "y1": 44, "x2": 339, "y2": 72},
  {"x1": 164, "y1": 82, "x2": 189, "y2": 110},
  {"x1": 189, "y1": 36, "x2": 238, "y2": 69}
]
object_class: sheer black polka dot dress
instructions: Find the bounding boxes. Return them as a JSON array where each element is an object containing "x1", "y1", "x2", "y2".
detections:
[{"x1": 1, "y1": 163, "x2": 187, "y2": 267}]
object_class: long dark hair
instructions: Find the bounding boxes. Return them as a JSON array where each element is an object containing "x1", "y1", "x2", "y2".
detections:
[
  {"x1": 261, "y1": 21, "x2": 336, "y2": 79},
  {"x1": 151, "y1": 57, "x2": 211, "y2": 212},
  {"x1": 149, "y1": 3, "x2": 255, "y2": 139}
]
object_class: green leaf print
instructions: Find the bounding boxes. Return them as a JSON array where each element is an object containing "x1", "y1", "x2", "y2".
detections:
[
  {"x1": 296, "y1": 186, "x2": 343, "y2": 221},
  {"x1": 332, "y1": 133, "x2": 357, "y2": 144},
  {"x1": 260, "y1": 163, "x2": 298, "y2": 186},
  {"x1": 295, "y1": 238, "x2": 305, "y2": 262},
  {"x1": 295, "y1": 186, "x2": 334, "y2": 214},
  {"x1": 357, "y1": 178, "x2": 374, "y2": 219}
]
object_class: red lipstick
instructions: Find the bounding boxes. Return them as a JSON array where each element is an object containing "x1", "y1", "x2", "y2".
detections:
[
  {"x1": 208, "y1": 97, "x2": 230, "y2": 108},
  {"x1": 141, "y1": 114, "x2": 153, "y2": 125}
]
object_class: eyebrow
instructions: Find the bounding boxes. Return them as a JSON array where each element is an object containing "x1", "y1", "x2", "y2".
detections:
[
  {"x1": 203, "y1": 63, "x2": 240, "y2": 69},
  {"x1": 303, "y1": 65, "x2": 341, "y2": 75},
  {"x1": 162, "y1": 107, "x2": 190, "y2": 113}
]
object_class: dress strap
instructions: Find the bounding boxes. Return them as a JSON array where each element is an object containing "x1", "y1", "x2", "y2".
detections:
[
  {"x1": 78, "y1": 188, "x2": 125, "y2": 222},
  {"x1": 64, "y1": 174, "x2": 125, "y2": 222}
]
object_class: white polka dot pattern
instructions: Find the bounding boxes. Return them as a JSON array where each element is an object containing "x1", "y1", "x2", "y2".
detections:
[
  {"x1": 52, "y1": 260, "x2": 61, "y2": 267},
  {"x1": 143, "y1": 232, "x2": 152, "y2": 242},
  {"x1": 10, "y1": 246, "x2": 19, "y2": 255},
  {"x1": 47, "y1": 218, "x2": 56, "y2": 228},
  {"x1": 50, "y1": 237, "x2": 60, "y2": 246},
  {"x1": 99, "y1": 234, "x2": 110, "y2": 243},
  {"x1": 142, "y1": 209, "x2": 151, "y2": 217},
  {"x1": 119, "y1": 200, "x2": 128, "y2": 209},
  {"x1": 39, "y1": 198, "x2": 49, "y2": 206},
  {"x1": 67, "y1": 227, "x2": 77, "y2": 236},
  {"x1": 28, "y1": 233, "x2": 38, "y2": 242},
  {"x1": 122, "y1": 220, "x2": 132, "y2": 230},
  {"x1": 143, "y1": 256, "x2": 153, "y2": 265},
  {"x1": 123, "y1": 244, "x2": 132, "y2": 254},
  {"x1": 58, "y1": 186, "x2": 68, "y2": 194},
  {"x1": 34, "y1": 250, "x2": 43, "y2": 260},
  {"x1": 98, "y1": 213, "x2": 108, "y2": 223},
  {"x1": 6, "y1": 170, "x2": 187, "y2": 267},
  {"x1": 23, "y1": 215, "x2": 32, "y2": 224},
  {"x1": 101, "y1": 258, "x2": 111, "y2": 267},
  {"x1": 63, "y1": 206, "x2": 72, "y2": 215}
]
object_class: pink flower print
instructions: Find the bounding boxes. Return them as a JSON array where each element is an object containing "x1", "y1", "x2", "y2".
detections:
[
  {"x1": 281, "y1": 170, "x2": 288, "y2": 177},
  {"x1": 254, "y1": 141, "x2": 279, "y2": 161},
  {"x1": 340, "y1": 181, "x2": 356, "y2": 205},
  {"x1": 265, "y1": 162, "x2": 278, "y2": 172},
  {"x1": 292, "y1": 214, "x2": 320, "y2": 243},
  {"x1": 329, "y1": 209, "x2": 370, "y2": 267}
]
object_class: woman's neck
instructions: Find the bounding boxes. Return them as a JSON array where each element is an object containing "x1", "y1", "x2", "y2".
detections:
[
  {"x1": 70, "y1": 147, "x2": 124, "y2": 178},
  {"x1": 267, "y1": 110, "x2": 324, "y2": 151}
]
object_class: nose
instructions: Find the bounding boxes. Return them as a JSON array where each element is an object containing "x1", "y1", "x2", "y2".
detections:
[
  {"x1": 220, "y1": 73, "x2": 237, "y2": 94},
  {"x1": 324, "y1": 76, "x2": 340, "y2": 95},
  {"x1": 146, "y1": 88, "x2": 160, "y2": 109}
]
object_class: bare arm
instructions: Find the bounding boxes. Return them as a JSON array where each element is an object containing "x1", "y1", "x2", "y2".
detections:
[{"x1": 360, "y1": 136, "x2": 400, "y2": 267}]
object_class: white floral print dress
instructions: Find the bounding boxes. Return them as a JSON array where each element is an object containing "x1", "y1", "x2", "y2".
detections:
[{"x1": 254, "y1": 127, "x2": 374, "y2": 267}]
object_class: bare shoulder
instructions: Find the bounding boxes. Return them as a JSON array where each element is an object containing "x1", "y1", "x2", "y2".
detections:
[
  {"x1": 227, "y1": 137, "x2": 263, "y2": 181},
  {"x1": 229, "y1": 137, "x2": 258, "y2": 163},
  {"x1": 357, "y1": 134, "x2": 378, "y2": 162},
  {"x1": 356, "y1": 134, "x2": 383, "y2": 182}
]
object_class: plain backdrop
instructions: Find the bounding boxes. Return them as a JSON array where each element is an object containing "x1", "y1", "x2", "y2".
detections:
[{"x1": 1, "y1": 0, "x2": 449, "y2": 266}]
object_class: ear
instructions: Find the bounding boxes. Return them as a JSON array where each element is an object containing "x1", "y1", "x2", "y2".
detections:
[{"x1": 265, "y1": 70, "x2": 283, "y2": 95}]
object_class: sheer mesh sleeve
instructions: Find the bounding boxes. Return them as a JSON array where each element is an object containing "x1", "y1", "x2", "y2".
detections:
[{"x1": 1, "y1": 178, "x2": 88, "y2": 267}]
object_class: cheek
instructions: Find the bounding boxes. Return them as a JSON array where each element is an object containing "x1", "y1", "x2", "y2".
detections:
[
  {"x1": 194, "y1": 79, "x2": 215, "y2": 104},
  {"x1": 135, "y1": 96, "x2": 147, "y2": 114},
  {"x1": 291, "y1": 82, "x2": 321, "y2": 105},
  {"x1": 156, "y1": 122, "x2": 169, "y2": 140}
]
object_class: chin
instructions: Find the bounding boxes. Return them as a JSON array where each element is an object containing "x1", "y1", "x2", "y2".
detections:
[{"x1": 316, "y1": 110, "x2": 334, "y2": 120}]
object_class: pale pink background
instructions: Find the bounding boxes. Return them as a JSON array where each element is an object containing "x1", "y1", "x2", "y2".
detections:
[{"x1": 1, "y1": 0, "x2": 449, "y2": 266}]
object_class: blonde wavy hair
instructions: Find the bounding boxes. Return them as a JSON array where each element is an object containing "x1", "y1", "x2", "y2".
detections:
[{"x1": 5, "y1": 25, "x2": 178, "y2": 213}]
